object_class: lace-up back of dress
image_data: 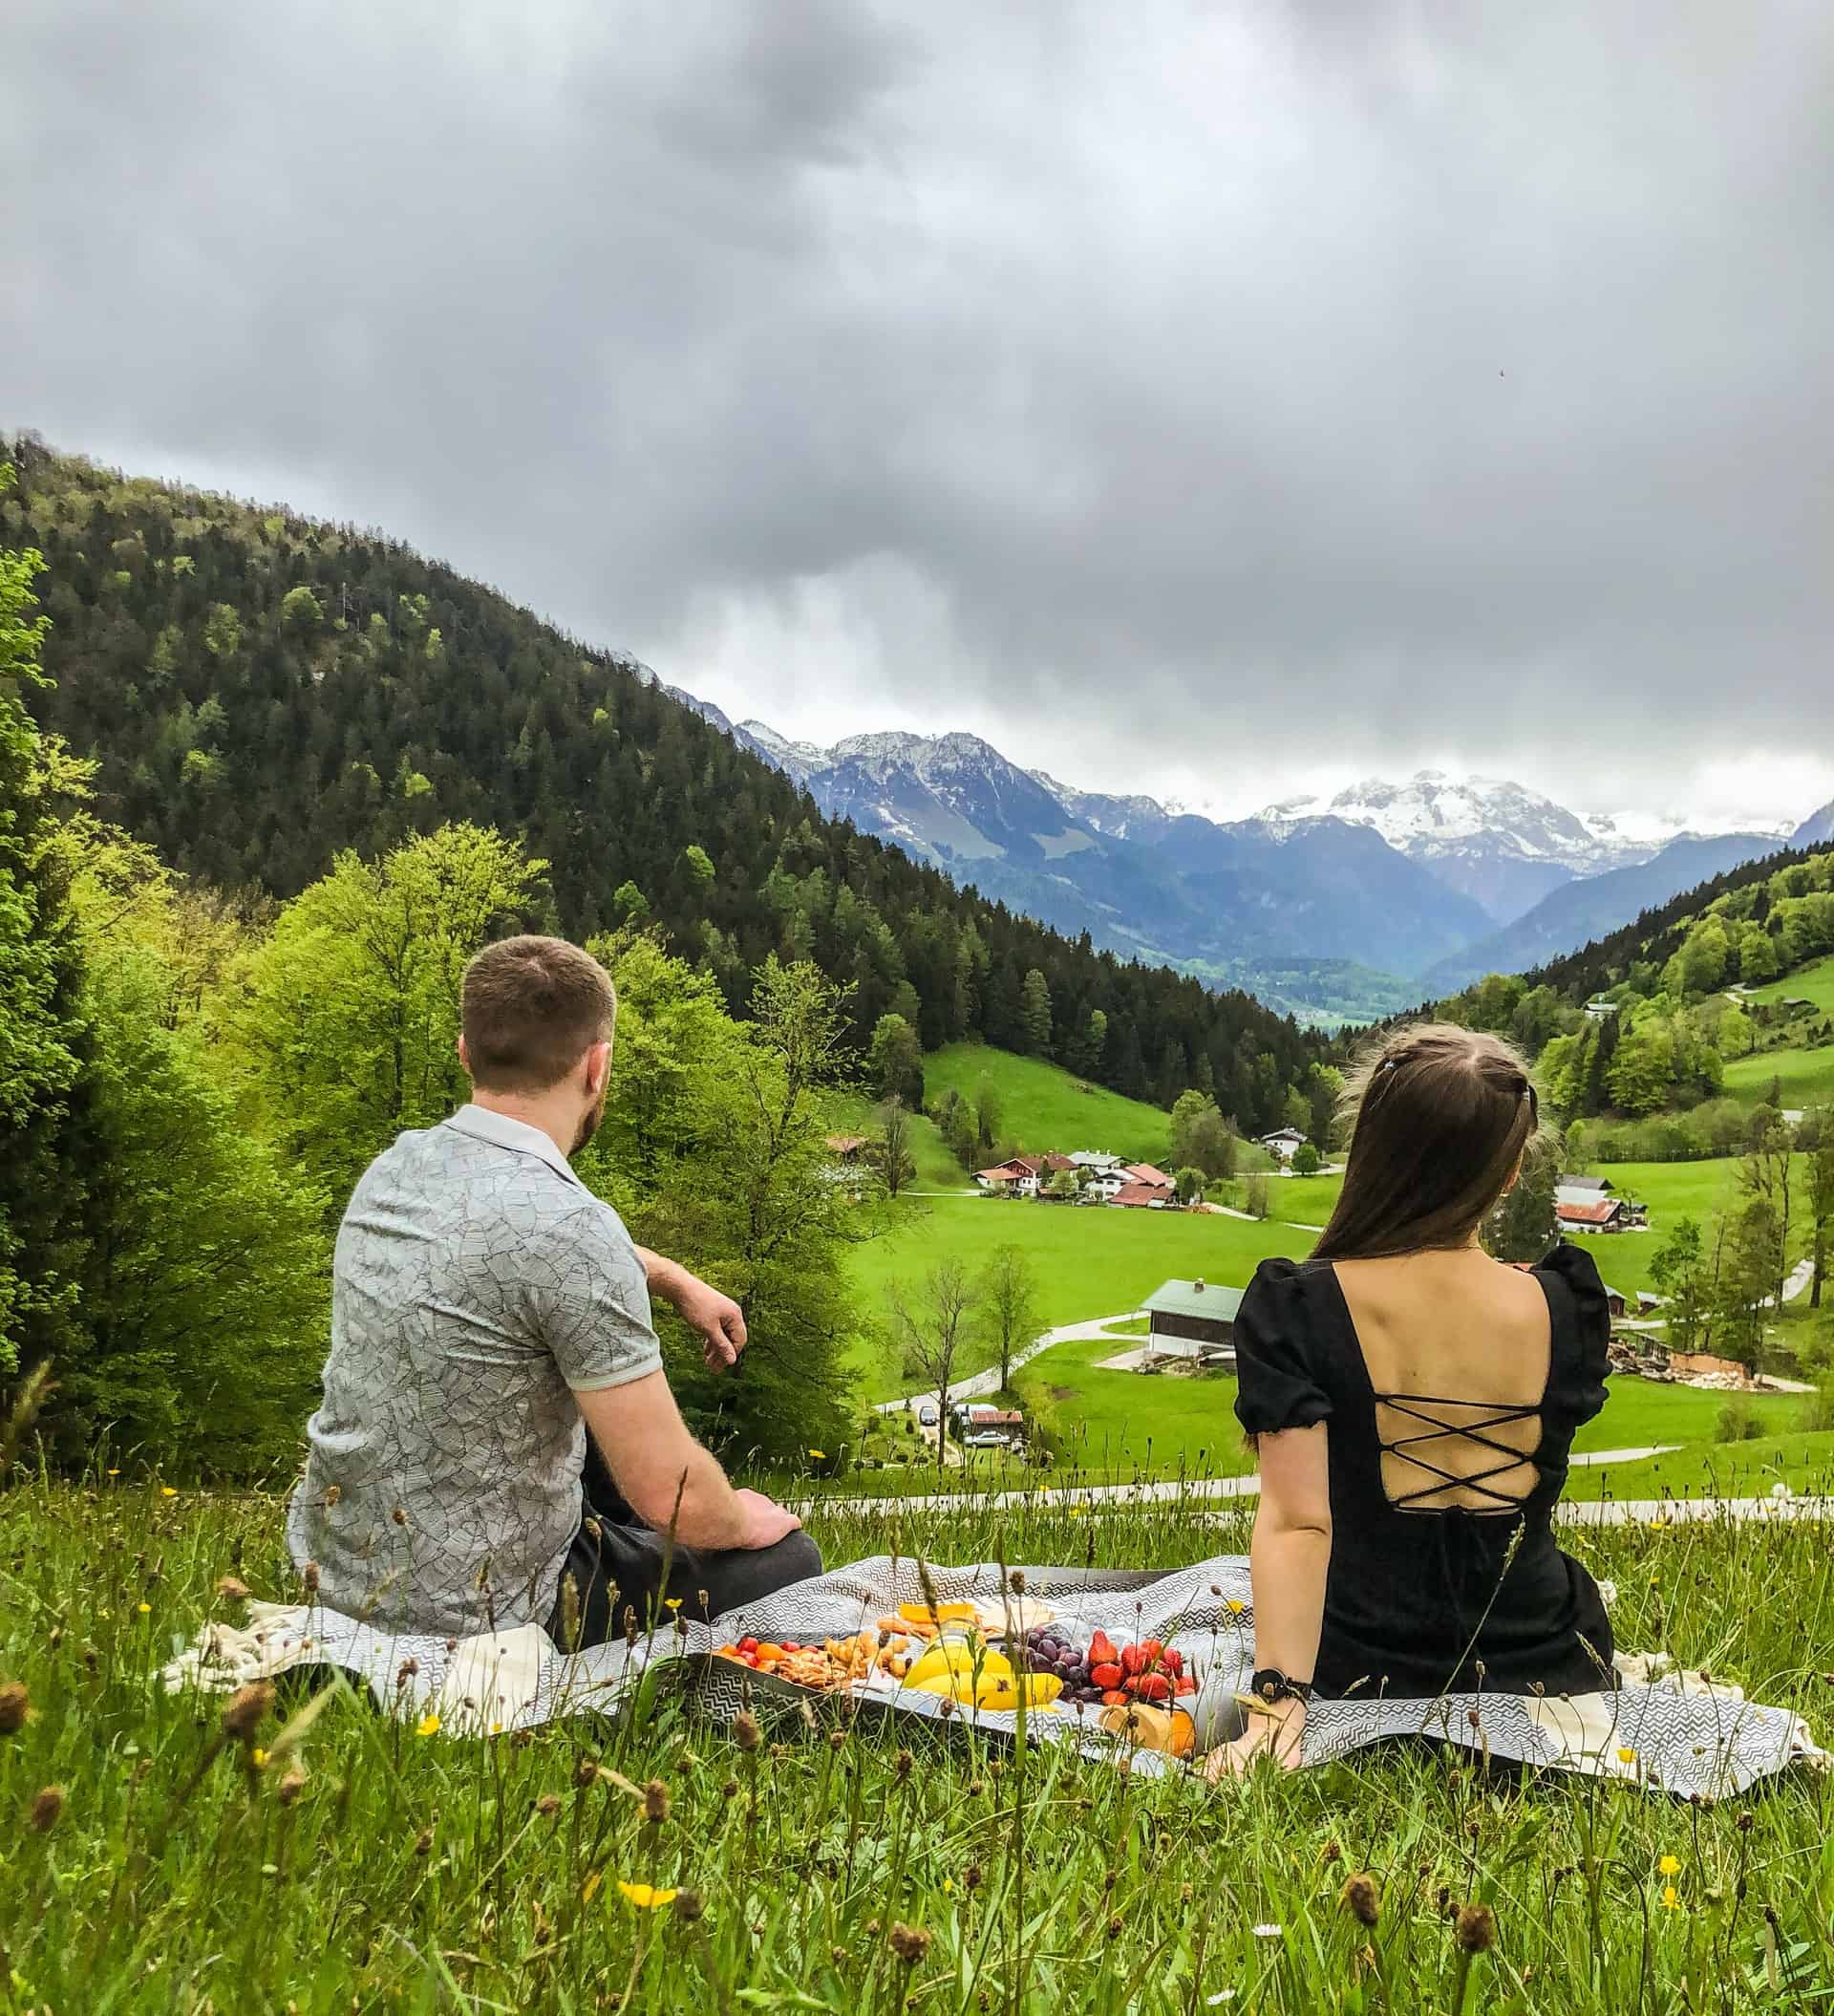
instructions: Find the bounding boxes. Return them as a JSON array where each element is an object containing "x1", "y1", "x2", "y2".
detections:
[
  {"x1": 1371, "y1": 1392, "x2": 1543, "y2": 1513},
  {"x1": 1330, "y1": 1261, "x2": 1551, "y2": 1517}
]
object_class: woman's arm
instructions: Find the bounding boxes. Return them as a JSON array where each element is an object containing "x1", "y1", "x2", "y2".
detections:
[{"x1": 1205, "y1": 1422, "x2": 1332, "y2": 1776}]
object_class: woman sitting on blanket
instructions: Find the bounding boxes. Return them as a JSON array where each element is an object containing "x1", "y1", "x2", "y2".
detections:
[{"x1": 1205, "y1": 1022, "x2": 1613, "y2": 1779}]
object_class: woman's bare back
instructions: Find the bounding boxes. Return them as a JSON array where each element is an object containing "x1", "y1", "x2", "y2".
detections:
[{"x1": 1330, "y1": 1248, "x2": 1553, "y2": 1514}]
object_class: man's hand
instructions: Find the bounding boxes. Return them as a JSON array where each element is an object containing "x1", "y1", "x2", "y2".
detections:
[
  {"x1": 638, "y1": 1251, "x2": 748, "y2": 1370},
  {"x1": 733, "y1": 1488, "x2": 802, "y2": 1551}
]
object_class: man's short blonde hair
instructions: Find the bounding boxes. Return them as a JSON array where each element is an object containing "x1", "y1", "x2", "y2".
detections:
[{"x1": 460, "y1": 935, "x2": 616, "y2": 1094}]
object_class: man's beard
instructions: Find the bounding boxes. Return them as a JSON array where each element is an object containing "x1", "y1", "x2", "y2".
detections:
[{"x1": 571, "y1": 1093, "x2": 607, "y2": 1156}]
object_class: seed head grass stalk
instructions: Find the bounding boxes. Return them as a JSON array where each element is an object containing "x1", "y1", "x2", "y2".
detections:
[{"x1": 1, "y1": 1459, "x2": 1832, "y2": 2008}]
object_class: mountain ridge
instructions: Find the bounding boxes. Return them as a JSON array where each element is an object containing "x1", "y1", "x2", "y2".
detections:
[
  {"x1": 687, "y1": 710, "x2": 1813, "y2": 1011},
  {"x1": 1419, "y1": 830, "x2": 1791, "y2": 995}
]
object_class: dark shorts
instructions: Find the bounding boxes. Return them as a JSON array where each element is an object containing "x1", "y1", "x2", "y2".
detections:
[{"x1": 547, "y1": 1439, "x2": 821, "y2": 1648}]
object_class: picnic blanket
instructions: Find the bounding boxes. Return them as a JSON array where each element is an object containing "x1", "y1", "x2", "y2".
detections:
[{"x1": 161, "y1": 1554, "x2": 1823, "y2": 1798}]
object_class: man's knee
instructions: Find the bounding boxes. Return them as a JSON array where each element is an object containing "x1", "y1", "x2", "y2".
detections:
[
  {"x1": 778, "y1": 1529, "x2": 822, "y2": 1583},
  {"x1": 736, "y1": 1529, "x2": 822, "y2": 1605}
]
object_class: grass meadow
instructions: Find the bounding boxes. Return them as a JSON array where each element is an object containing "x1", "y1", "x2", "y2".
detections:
[
  {"x1": 1745, "y1": 954, "x2": 1834, "y2": 1017},
  {"x1": 5, "y1": 1473, "x2": 1834, "y2": 2013},
  {"x1": 1723, "y1": 1043, "x2": 1834, "y2": 1112},
  {"x1": 845, "y1": 1196, "x2": 1321, "y2": 1398},
  {"x1": 921, "y1": 1044, "x2": 1177, "y2": 1165}
]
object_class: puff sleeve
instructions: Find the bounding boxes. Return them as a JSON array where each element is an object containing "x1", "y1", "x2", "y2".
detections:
[
  {"x1": 1232, "y1": 1256, "x2": 1333, "y2": 1437},
  {"x1": 1536, "y1": 1240, "x2": 1610, "y2": 1428}
]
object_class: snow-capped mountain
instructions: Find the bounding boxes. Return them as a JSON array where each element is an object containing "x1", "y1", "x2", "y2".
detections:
[
  {"x1": 683, "y1": 718, "x2": 1490, "y2": 987},
  {"x1": 1793, "y1": 798, "x2": 1834, "y2": 849},
  {"x1": 654, "y1": 696, "x2": 1818, "y2": 1018},
  {"x1": 1255, "y1": 769, "x2": 1793, "y2": 922}
]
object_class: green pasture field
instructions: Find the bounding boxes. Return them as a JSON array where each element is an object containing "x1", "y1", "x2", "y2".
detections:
[
  {"x1": 825, "y1": 1091, "x2": 971, "y2": 1192},
  {"x1": 846, "y1": 1195, "x2": 1318, "y2": 1398},
  {"x1": 1251, "y1": 1170, "x2": 1342, "y2": 1228},
  {"x1": 1745, "y1": 953, "x2": 1834, "y2": 1016},
  {"x1": 1006, "y1": 1334, "x2": 1809, "y2": 1485},
  {"x1": 1562, "y1": 1158, "x2": 1769, "y2": 1298},
  {"x1": 1566, "y1": 1426, "x2": 1834, "y2": 1501},
  {"x1": 1723, "y1": 1041, "x2": 1834, "y2": 1111},
  {"x1": 7, "y1": 1474, "x2": 1834, "y2": 2012},
  {"x1": 921, "y1": 1042, "x2": 1173, "y2": 1163}
]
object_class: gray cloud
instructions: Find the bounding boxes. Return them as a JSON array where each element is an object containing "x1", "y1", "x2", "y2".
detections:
[{"x1": 4, "y1": 0, "x2": 1830, "y2": 825}]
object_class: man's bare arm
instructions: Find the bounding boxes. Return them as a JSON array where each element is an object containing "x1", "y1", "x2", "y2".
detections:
[
  {"x1": 571, "y1": 1370, "x2": 798, "y2": 1552},
  {"x1": 635, "y1": 1249, "x2": 748, "y2": 1370}
]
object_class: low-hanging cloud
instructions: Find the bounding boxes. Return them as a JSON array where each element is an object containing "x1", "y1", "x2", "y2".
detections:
[{"x1": 3, "y1": 0, "x2": 1829, "y2": 824}]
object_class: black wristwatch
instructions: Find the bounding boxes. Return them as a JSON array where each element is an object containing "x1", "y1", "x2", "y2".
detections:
[{"x1": 1250, "y1": 1667, "x2": 1313, "y2": 1705}]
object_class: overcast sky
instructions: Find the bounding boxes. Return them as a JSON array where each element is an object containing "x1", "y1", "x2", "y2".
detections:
[{"x1": 5, "y1": 1, "x2": 1830, "y2": 826}]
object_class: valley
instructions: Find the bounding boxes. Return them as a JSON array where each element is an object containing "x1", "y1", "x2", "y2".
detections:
[{"x1": 678, "y1": 700, "x2": 1822, "y2": 1021}]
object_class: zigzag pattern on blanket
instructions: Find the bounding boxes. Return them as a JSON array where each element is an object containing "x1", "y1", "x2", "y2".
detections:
[{"x1": 160, "y1": 1555, "x2": 1824, "y2": 1797}]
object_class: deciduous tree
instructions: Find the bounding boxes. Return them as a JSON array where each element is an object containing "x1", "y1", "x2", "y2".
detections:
[
  {"x1": 977, "y1": 1243, "x2": 1039, "y2": 1392},
  {"x1": 0, "y1": 472, "x2": 91, "y2": 1381},
  {"x1": 886, "y1": 1260, "x2": 979, "y2": 1475}
]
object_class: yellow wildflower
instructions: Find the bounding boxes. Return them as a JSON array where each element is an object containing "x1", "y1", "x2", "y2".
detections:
[
  {"x1": 617, "y1": 1880, "x2": 678, "y2": 1909},
  {"x1": 808, "y1": 1448, "x2": 826, "y2": 1460},
  {"x1": 251, "y1": 1748, "x2": 268, "y2": 1768},
  {"x1": 160, "y1": 1486, "x2": 178, "y2": 1499},
  {"x1": 1616, "y1": 1748, "x2": 1637, "y2": 1767},
  {"x1": 1661, "y1": 1884, "x2": 1679, "y2": 1910},
  {"x1": 415, "y1": 1711, "x2": 441, "y2": 1737},
  {"x1": 1658, "y1": 1855, "x2": 1680, "y2": 1877},
  {"x1": 665, "y1": 1598, "x2": 682, "y2": 1612},
  {"x1": 106, "y1": 1468, "x2": 120, "y2": 1477},
  {"x1": 137, "y1": 1602, "x2": 152, "y2": 1616},
  {"x1": 1226, "y1": 1598, "x2": 1247, "y2": 1616}
]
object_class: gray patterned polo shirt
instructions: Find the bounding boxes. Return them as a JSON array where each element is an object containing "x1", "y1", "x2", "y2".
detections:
[{"x1": 286, "y1": 1105, "x2": 662, "y2": 1637}]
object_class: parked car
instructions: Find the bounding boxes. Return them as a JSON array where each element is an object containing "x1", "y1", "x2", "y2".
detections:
[{"x1": 916, "y1": 1403, "x2": 939, "y2": 1426}]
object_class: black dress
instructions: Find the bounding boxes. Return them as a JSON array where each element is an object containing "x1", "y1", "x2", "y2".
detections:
[{"x1": 1232, "y1": 1242, "x2": 1615, "y2": 1701}]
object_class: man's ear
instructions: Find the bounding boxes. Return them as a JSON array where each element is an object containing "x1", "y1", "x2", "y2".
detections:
[
  {"x1": 584, "y1": 1039, "x2": 611, "y2": 1098},
  {"x1": 457, "y1": 1033, "x2": 472, "y2": 1077}
]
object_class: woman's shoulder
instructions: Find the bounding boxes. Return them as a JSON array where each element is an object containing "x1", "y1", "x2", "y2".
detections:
[
  {"x1": 1244, "y1": 1253, "x2": 1329, "y2": 1308},
  {"x1": 1527, "y1": 1238, "x2": 1609, "y2": 1307},
  {"x1": 1239, "y1": 1254, "x2": 1328, "y2": 1341}
]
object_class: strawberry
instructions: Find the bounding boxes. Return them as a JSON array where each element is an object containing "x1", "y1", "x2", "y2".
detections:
[
  {"x1": 1162, "y1": 1648, "x2": 1184, "y2": 1677},
  {"x1": 1089, "y1": 1631, "x2": 1119, "y2": 1667},
  {"x1": 1119, "y1": 1643, "x2": 1145, "y2": 1678},
  {"x1": 1135, "y1": 1672, "x2": 1171, "y2": 1703},
  {"x1": 1100, "y1": 1688, "x2": 1130, "y2": 1707},
  {"x1": 1090, "y1": 1662, "x2": 1123, "y2": 1690},
  {"x1": 1139, "y1": 1639, "x2": 1163, "y2": 1662},
  {"x1": 1175, "y1": 1677, "x2": 1196, "y2": 1696}
]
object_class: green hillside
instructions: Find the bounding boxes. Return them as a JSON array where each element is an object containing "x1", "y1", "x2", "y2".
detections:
[
  {"x1": 921, "y1": 1042, "x2": 1174, "y2": 1163},
  {"x1": 1745, "y1": 952, "x2": 1834, "y2": 1016},
  {"x1": 1723, "y1": 1043, "x2": 1834, "y2": 1110},
  {"x1": 6, "y1": 440, "x2": 1328, "y2": 1122},
  {"x1": 823, "y1": 1091, "x2": 969, "y2": 1191}
]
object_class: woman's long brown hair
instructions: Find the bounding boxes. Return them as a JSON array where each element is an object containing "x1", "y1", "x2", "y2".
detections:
[{"x1": 1311, "y1": 1022, "x2": 1546, "y2": 1262}]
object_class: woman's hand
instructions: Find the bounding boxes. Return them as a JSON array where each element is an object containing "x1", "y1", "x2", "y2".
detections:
[{"x1": 1202, "y1": 1698, "x2": 1306, "y2": 1781}]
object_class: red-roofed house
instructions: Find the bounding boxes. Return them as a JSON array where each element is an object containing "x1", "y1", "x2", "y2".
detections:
[
  {"x1": 1556, "y1": 1197, "x2": 1627, "y2": 1233},
  {"x1": 1120, "y1": 1163, "x2": 1174, "y2": 1190},
  {"x1": 1110, "y1": 1182, "x2": 1170, "y2": 1210}
]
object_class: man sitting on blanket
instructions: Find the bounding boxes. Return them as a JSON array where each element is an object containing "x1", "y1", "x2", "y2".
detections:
[{"x1": 287, "y1": 933, "x2": 819, "y2": 1647}]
